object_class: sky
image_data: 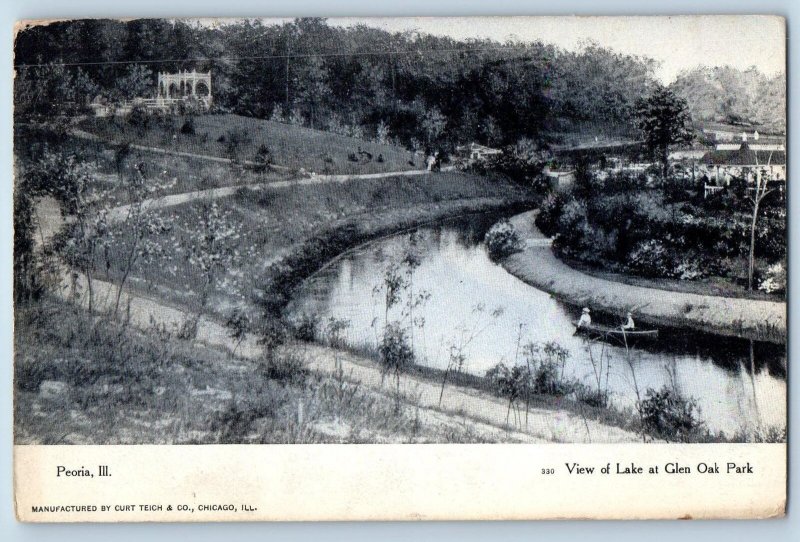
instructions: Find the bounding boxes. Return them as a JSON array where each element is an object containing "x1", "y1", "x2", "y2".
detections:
[{"x1": 211, "y1": 15, "x2": 785, "y2": 84}]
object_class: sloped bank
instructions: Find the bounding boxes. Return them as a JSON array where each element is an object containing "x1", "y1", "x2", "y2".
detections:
[
  {"x1": 258, "y1": 197, "x2": 537, "y2": 318},
  {"x1": 500, "y1": 211, "x2": 786, "y2": 344}
]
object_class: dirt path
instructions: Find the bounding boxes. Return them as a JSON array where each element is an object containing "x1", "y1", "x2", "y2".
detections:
[
  {"x1": 106, "y1": 168, "x2": 441, "y2": 221},
  {"x1": 503, "y1": 211, "x2": 786, "y2": 344}
]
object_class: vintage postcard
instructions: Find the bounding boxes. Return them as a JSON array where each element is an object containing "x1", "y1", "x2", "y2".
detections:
[{"x1": 12, "y1": 15, "x2": 786, "y2": 521}]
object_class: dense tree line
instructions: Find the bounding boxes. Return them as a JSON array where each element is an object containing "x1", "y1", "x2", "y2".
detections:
[
  {"x1": 670, "y1": 66, "x2": 786, "y2": 132},
  {"x1": 15, "y1": 18, "x2": 664, "y2": 150}
]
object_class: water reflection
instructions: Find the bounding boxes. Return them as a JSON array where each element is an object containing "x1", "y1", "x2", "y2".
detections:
[{"x1": 288, "y1": 215, "x2": 786, "y2": 438}]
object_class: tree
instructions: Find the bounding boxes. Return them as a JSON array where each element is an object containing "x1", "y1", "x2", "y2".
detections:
[
  {"x1": 187, "y1": 200, "x2": 238, "y2": 306},
  {"x1": 108, "y1": 162, "x2": 172, "y2": 316},
  {"x1": 14, "y1": 173, "x2": 41, "y2": 302},
  {"x1": 420, "y1": 105, "x2": 446, "y2": 146},
  {"x1": 32, "y1": 150, "x2": 107, "y2": 314},
  {"x1": 378, "y1": 322, "x2": 414, "y2": 412},
  {"x1": 114, "y1": 64, "x2": 154, "y2": 101},
  {"x1": 635, "y1": 86, "x2": 693, "y2": 182},
  {"x1": 14, "y1": 62, "x2": 98, "y2": 118},
  {"x1": 746, "y1": 152, "x2": 778, "y2": 290},
  {"x1": 294, "y1": 55, "x2": 330, "y2": 129},
  {"x1": 253, "y1": 143, "x2": 272, "y2": 173}
]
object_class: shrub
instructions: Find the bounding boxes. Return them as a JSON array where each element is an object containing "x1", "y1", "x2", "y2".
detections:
[
  {"x1": 639, "y1": 386, "x2": 703, "y2": 442},
  {"x1": 257, "y1": 319, "x2": 288, "y2": 355},
  {"x1": 213, "y1": 391, "x2": 285, "y2": 443},
  {"x1": 180, "y1": 116, "x2": 196, "y2": 135},
  {"x1": 759, "y1": 262, "x2": 786, "y2": 294},
  {"x1": 627, "y1": 239, "x2": 672, "y2": 278},
  {"x1": 269, "y1": 104, "x2": 286, "y2": 123},
  {"x1": 575, "y1": 384, "x2": 609, "y2": 408},
  {"x1": 323, "y1": 316, "x2": 350, "y2": 348},
  {"x1": 127, "y1": 105, "x2": 149, "y2": 130},
  {"x1": 525, "y1": 341, "x2": 572, "y2": 396},
  {"x1": 378, "y1": 323, "x2": 414, "y2": 377},
  {"x1": 258, "y1": 351, "x2": 307, "y2": 385},
  {"x1": 376, "y1": 120, "x2": 390, "y2": 144},
  {"x1": 378, "y1": 322, "x2": 414, "y2": 411},
  {"x1": 530, "y1": 358, "x2": 562, "y2": 395},
  {"x1": 225, "y1": 309, "x2": 250, "y2": 353},
  {"x1": 750, "y1": 425, "x2": 787, "y2": 443},
  {"x1": 223, "y1": 129, "x2": 250, "y2": 162},
  {"x1": 537, "y1": 176, "x2": 789, "y2": 285},
  {"x1": 485, "y1": 219, "x2": 522, "y2": 261},
  {"x1": 487, "y1": 342, "x2": 574, "y2": 400},
  {"x1": 288, "y1": 108, "x2": 305, "y2": 126},
  {"x1": 253, "y1": 143, "x2": 272, "y2": 173},
  {"x1": 15, "y1": 354, "x2": 60, "y2": 392},
  {"x1": 290, "y1": 313, "x2": 319, "y2": 342},
  {"x1": 486, "y1": 362, "x2": 527, "y2": 402},
  {"x1": 176, "y1": 318, "x2": 198, "y2": 340},
  {"x1": 535, "y1": 192, "x2": 568, "y2": 237}
]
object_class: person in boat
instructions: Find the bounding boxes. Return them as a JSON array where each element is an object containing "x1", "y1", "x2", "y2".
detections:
[
  {"x1": 577, "y1": 307, "x2": 592, "y2": 328},
  {"x1": 621, "y1": 311, "x2": 635, "y2": 331}
]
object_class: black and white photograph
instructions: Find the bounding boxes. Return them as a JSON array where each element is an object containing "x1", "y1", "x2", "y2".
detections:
[{"x1": 12, "y1": 16, "x2": 786, "y2": 453}]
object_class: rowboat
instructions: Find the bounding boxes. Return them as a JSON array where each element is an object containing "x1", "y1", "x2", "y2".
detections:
[{"x1": 573, "y1": 322, "x2": 659, "y2": 341}]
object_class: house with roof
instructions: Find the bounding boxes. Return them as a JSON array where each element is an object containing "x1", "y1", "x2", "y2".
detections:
[
  {"x1": 699, "y1": 141, "x2": 786, "y2": 197},
  {"x1": 454, "y1": 142, "x2": 503, "y2": 165}
]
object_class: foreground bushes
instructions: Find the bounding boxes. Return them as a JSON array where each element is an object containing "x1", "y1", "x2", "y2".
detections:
[
  {"x1": 485, "y1": 341, "x2": 606, "y2": 413},
  {"x1": 639, "y1": 386, "x2": 704, "y2": 442},
  {"x1": 15, "y1": 297, "x2": 488, "y2": 444}
]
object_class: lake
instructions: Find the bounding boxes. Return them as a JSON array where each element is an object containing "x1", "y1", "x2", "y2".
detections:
[{"x1": 287, "y1": 213, "x2": 786, "y2": 438}]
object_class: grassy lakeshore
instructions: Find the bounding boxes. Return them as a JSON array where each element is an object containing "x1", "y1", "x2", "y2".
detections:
[
  {"x1": 14, "y1": 297, "x2": 514, "y2": 444},
  {"x1": 15, "y1": 295, "x2": 648, "y2": 444}
]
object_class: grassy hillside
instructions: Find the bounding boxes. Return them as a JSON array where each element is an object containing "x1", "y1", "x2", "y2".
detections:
[
  {"x1": 80, "y1": 113, "x2": 422, "y2": 175},
  {"x1": 15, "y1": 124, "x2": 292, "y2": 206},
  {"x1": 102, "y1": 171, "x2": 531, "y2": 317}
]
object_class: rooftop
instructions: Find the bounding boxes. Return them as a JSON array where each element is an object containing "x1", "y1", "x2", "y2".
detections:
[{"x1": 702, "y1": 143, "x2": 786, "y2": 166}]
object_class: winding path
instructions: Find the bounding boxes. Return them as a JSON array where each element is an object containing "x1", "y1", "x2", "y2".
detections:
[
  {"x1": 107, "y1": 168, "x2": 439, "y2": 221},
  {"x1": 503, "y1": 211, "x2": 786, "y2": 344}
]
